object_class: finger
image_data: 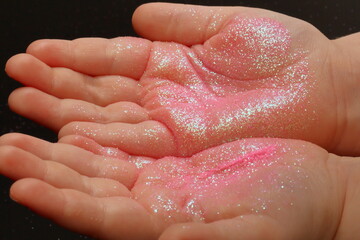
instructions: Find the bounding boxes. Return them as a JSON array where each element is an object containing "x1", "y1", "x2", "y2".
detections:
[
  {"x1": 59, "y1": 121, "x2": 176, "y2": 158},
  {"x1": 9, "y1": 87, "x2": 149, "y2": 131},
  {"x1": 0, "y1": 146, "x2": 130, "y2": 197},
  {"x1": 160, "y1": 215, "x2": 283, "y2": 240},
  {"x1": 59, "y1": 135, "x2": 130, "y2": 159},
  {"x1": 0, "y1": 133, "x2": 139, "y2": 187},
  {"x1": 6, "y1": 53, "x2": 142, "y2": 106},
  {"x1": 26, "y1": 37, "x2": 152, "y2": 79},
  {"x1": 133, "y1": 3, "x2": 263, "y2": 45},
  {"x1": 59, "y1": 135, "x2": 156, "y2": 170},
  {"x1": 10, "y1": 179, "x2": 158, "y2": 240}
]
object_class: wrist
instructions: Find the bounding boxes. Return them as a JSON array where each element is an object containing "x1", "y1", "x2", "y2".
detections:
[
  {"x1": 329, "y1": 33, "x2": 360, "y2": 155},
  {"x1": 333, "y1": 156, "x2": 360, "y2": 239}
]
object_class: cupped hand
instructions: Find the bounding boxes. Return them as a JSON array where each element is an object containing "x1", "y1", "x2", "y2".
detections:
[
  {"x1": 6, "y1": 3, "x2": 360, "y2": 157},
  {"x1": 0, "y1": 133, "x2": 348, "y2": 240}
]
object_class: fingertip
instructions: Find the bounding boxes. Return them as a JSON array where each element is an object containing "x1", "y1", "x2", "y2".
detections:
[
  {"x1": 26, "y1": 39, "x2": 51, "y2": 55},
  {"x1": 132, "y1": 3, "x2": 160, "y2": 41},
  {"x1": 132, "y1": 2, "x2": 150, "y2": 22},
  {"x1": 58, "y1": 134, "x2": 83, "y2": 144},
  {"x1": 8, "y1": 87, "x2": 64, "y2": 131},
  {"x1": 5, "y1": 53, "x2": 25, "y2": 75},
  {"x1": 8, "y1": 87, "x2": 36, "y2": 113},
  {"x1": 10, "y1": 178, "x2": 48, "y2": 204},
  {"x1": 10, "y1": 178, "x2": 72, "y2": 223},
  {"x1": 0, "y1": 132, "x2": 26, "y2": 146},
  {"x1": 26, "y1": 39, "x2": 70, "y2": 67},
  {"x1": 132, "y1": 2, "x2": 190, "y2": 42},
  {"x1": 58, "y1": 127, "x2": 69, "y2": 139},
  {"x1": 9, "y1": 179, "x2": 25, "y2": 202},
  {"x1": 8, "y1": 87, "x2": 26, "y2": 111},
  {"x1": 0, "y1": 145, "x2": 20, "y2": 173},
  {"x1": 132, "y1": 2, "x2": 164, "y2": 26},
  {"x1": 58, "y1": 122, "x2": 81, "y2": 139},
  {"x1": 58, "y1": 135, "x2": 101, "y2": 154},
  {"x1": 132, "y1": 2, "x2": 233, "y2": 45},
  {"x1": 7, "y1": 54, "x2": 39, "y2": 80}
]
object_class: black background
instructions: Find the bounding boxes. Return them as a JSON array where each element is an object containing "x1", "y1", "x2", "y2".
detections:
[{"x1": 0, "y1": 0, "x2": 359, "y2": 239}]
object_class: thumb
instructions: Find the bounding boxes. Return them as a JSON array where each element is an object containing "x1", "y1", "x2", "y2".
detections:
[{"x1": 132, "y1": 3, "x2": 252, "y2": 46}]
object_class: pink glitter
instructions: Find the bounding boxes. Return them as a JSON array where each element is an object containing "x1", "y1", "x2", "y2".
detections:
[
  {"x1": 194, "y1": 17, "x2": 291, "y2": 80},
  {"x1": 132, "y1": 140, "x2": 283, "y2": 222},
  {"x1": 140, "y1": 17, "x2": 317, "y2": 157},
  {"x1": 198, "y1": 145, "x2": 276, "y2": 179},
  {"x1": 163, "y1": 144, "x2": 277, "y2": 190}
]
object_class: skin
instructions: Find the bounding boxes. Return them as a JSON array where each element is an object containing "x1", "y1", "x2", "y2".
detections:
[
  {"x1": 0, "y1": 132, "x2": 357, "y2": 240},
  {"x1": 4, "y1": 3, "x2": 360, "y2": 157},
  {"x1": 1, "y1": 2, "x2": 360, "y2": 239}
]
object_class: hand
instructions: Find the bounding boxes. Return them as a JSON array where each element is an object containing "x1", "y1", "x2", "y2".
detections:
[
  {"x1": 0, "y1": 133, "x2": 353, "y2": 240},
  {"x1": 5, "y1": 3, "x2": 360, "y2": 157}
]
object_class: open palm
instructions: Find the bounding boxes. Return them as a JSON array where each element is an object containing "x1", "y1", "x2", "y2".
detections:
[
  {"x1": 2, "y1": 3, "x2": 358, "y2": 239},
  {"x1": 6, "y1": 3, "x2": 351, "y2": 157},
  {"x1": 0, "y1": 133, "x2": 344, "y2": 240}
]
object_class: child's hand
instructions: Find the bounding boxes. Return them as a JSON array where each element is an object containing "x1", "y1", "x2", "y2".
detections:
[
  {"x1": 0, "y1": 133, "x2": 354, "y2": 240},
  {"x1": 6, "y1": 3, "x2": 360, "y2": 157}
]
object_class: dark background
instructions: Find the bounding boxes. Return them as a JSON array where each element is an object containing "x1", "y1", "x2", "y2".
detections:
[{"x1": 0, "y1": 0, "x2": 359, "y2": 239}]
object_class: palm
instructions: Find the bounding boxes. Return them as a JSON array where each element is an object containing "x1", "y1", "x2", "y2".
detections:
[
  {"x1": 6, "y1": 6, "x2": 338, "y2": 157},
  {"x1": 0, "y1": 134, "x2": 341, "y2": 239},
  {"x1": 138, "y1": 16, "x2": 331, "y2": 157},
  {"x1": 1, "y1": 3, "x2": 349, "y2": 239}
]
